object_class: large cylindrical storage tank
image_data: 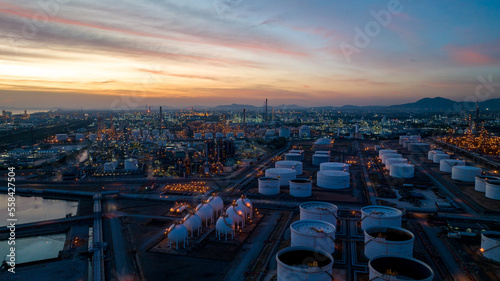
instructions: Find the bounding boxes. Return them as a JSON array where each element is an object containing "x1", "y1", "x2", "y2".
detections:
[
  {"x1": 285, "y1": 153, "x2": 302, "y2": 162},
  {"x1": 361, "y1": 206, "x2": 403, "y2": 231},
  {"x1": 368, "y1": 255, "x2": 434, "y2": 281},
  {"x1": 364, "y1": 226, "x2": 414, "y2": 259},
  {"x1": 320, "y1": 162, "x2": 349, "y2": 172},
  {"x1": 381, "y1": 153, "x2": 402, "y2": 165},
  {"x1": 314, "y1": 138, "x2": 333, "y2": 151},
  {"x1": 440, "y1": 159, "x2": 466, "y2": 173},
  {"x1": 276, "y1": 246, "x2": 333, "y2": 281},
  {"x1": 390, "y1": 164, "x2": 414, "y2": 178},
  {"x1": 485, "y1": 180, "x2": 500, "y2": 200},
  {"x1": 407, "y1": 142, "x2": 430, "y2": 153},
  {"x1": 385, "y1": 158, "x2": 408, "y2": 171},
  {"x1": 379, "y1": 149, "x2": 397, "y2": 159},
  {"x1": 265, "y1": 168, "x2": 296, "y2": 186},
  {"x1": 300, "y1": 202, "x2": 338, "y2": 226},
  {"x1": 399, "y1": 136, "x2": 409, "y2": 145},
  {"x1": 275, "y1": 160, "x2": 303, "y2": 175},
  {"x1": 428, "y1": 150, "x2": 444, "y2": 160},
  {"x1": 475, "y1": 175, "x2": 500, "y2": 192},
  {"x1": 481, "y1": 231, "x2": 500, "y2": 262},
  {"x1": 433, "y1": 153, "x2": 450, "y2": 163},
  {"x1": 289, "y1": 150, "x2": 304, "y2": 160},
  {"x1": 313, "y1": 154, "x2": 331, "y2": 166},
  {"x1": 451, "y1": 166, "x2": 482, "y2": 182},
  {"x1": 289, "y1": 179, "x2": 312, "y2": 197},
  {"x1": 317, "y1": 170, "x2": 350, "y2": 189},
  {"x1": 258, "y1": 177, "x2": 280, "y2": 195},
  {"x1": 290, "y1": 220, "x2": 336, "y2": 254}
]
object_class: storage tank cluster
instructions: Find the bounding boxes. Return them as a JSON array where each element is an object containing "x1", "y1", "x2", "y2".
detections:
[
  {"x1": 368, "y1": 255, "x2": 434, "y2": 281},
  {"x1": 451, "y1": 166, "x2": 482, "y2": 182},
  {"x1": 381, "y1": 153, "x2": 402, "y2": 165},
  {"x1": 364, "y1": 226, "x2": 414, "y2": 259},
  {"x1": 313, "y1": 137, "x2": 333, "y2": 151},
  {"x1": 399, "y1": 135, "x2": 421, "y2": 145},
  {"x1": 276, "y1": 202, "x2": 338, "y2": 281},
  {"x1": 385, "y1": 158, "x2": 407, "y2": 171},
  {"x1": 258, "y1": 177, "x2": 280, "y2": 195},
  {"x1": 317, "y1": 170, "x2": 350, "y2": 189},
  {"x1": 289, "y1": 179, "x2": 312, "y2": 197},
  {"x1": 428, "y1": 150, "x2": 445, "y2": 160},
  {"x1": 390, "y1": 164, "x2": 415, "y2": 179},
  {"x1": 407, "y1": 142, "x2": 430, "y2": 153},
  {"x1": 275, "y1": 160, "x2": 303, "y2": 175},
  {"x1": 284, "y1": 153, "x2": 302, "y2": 162},
  {"x1": 361, "y1": 206, "x2": 403, "y2": 231},
  {"x1": 320, "y1": 162, "x2": 349, "y2": 172}
]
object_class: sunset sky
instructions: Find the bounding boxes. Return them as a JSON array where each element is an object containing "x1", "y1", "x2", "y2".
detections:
[{"x1": 0, "y1": 0, "x2": 499, "y2": 109}]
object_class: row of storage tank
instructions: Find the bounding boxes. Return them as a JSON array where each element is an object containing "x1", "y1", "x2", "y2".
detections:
[
  {"x1": 378, "y1": 148, "x2": 415, "y2": 178},
  {"x1": 283, "y1": 148, "x2": 336, "y2": 167},
  {"x1": 428, "y1": 149, "x2": 500, "y2": 200},
  {"x1": 276, "y1": 203, "x2": 438, "y2": 281},
  {"x1": 165, "y1": 195, "x2": 254, "y2": 249}
]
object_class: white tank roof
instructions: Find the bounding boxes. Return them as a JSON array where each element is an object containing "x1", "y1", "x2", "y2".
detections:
[
  {"x1": 208, "y1": 195, "x2": 224, "y2": 211},
  {"x1": 167, "y1": 223, "x2": 188, "y2": 243},
  {"x1": 291, "y1": 220, "x2": 336, "y2": 235},
  {"x1": 320, "y1": 162, "x2": 350, "y2": 172}
]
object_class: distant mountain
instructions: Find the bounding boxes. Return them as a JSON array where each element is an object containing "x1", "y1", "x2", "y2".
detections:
[{"x1": 389, "y1": 97, "x2": 500, "y2": 112}]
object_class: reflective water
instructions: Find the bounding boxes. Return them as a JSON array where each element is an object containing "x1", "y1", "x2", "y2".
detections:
[{"x1": 0, "y1": 233, "x2": 66, "y2": 264}]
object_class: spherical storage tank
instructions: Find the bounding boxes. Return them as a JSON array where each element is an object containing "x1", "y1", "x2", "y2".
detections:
[
  {"x1": 381, "y1": 153, "x2": 402, "y2": 165},
  {"x1": 289, "y1": 179, "x2": 312, "y2": 197},
  {"x1": 317, "y1": 170, "x2": 350, "y2": 189},
  {"x1": 313, "y1": 154, "x2": 331, "y2": 166},
  {"x1": 407, "y1": 142, "x2": 430, "y2": 153},
  {"x1": 428, "y1": 150, "x2": 444, "y2": 160},
  {"x1": 226, "y1": 203, "x2": 245, "y2": 228},
  {"x1": 300, "y1": 202, "x2": 338, "y2": 226},
  {"x1": 290, "y1": 220, "x2": 336, "y2": 253},
  {"x1": 167, "y1": 222, "x2": 188, "y2": 249},
  {"x1": 361, "y1": 206, "x2": 402, "y2": 231},
  {"x1": 320, "y1": 162, "x2": 349, "y2": 172},
  {"x1": 390, "y1": 164, "x2": 414, "y2": 178},
  {"x1": 440, "y1": 159, "x2": 465, "y2": 173},
  {"x1": 196, "y1": 202, "x2": 214, "y2": 227},
  {"x1": 285, "y1": 153, "x2": 302, "y2": 162},
  {"x1": 265, "y1": 168, "x2": 296, "y2": 186},
  {"x1": 433, "y1": 153, "x2": 450, "y2": 163},
  {"x1": 364, "y1": 226, "x2": 414, "y2": 259},
  {"x1": 474, "y1": 175, "x2": 500, "y2": 192},
  {"x1": 208, "y1": 195, "x2": 224, "y2": 216},
  {"x1": 451, "y1": 166, "x2": 481, "y2": 182},
  {"x1": 258, "y1": 177, "x2": 280, "y2": 195},
  {"x1": 481, "y1": 231, "x2": 500, "y2": 262},
  {"x1": 236, "y1": 196, "x2": 253, "y2": 219},
  {"x1": 379, "y1": 149, "x2": 397, "y2": 159},
  {"x1": 183, "y1": 212, "x2": 202, "y2": 237},
  {"x1": 216, "y1": 214, "x2": 235, "y2": 240},
  {"x1": 276, "y1": 246, "x2": 333, "y2": 281},
  {"x1": 485, "y1": 180, "x2": 500, "y2": 200},
  {"x1": 275, "y1": 160, "x2": 303, "y2": 175},
  {"x1": 368, "y1": 255, "x2": 434, "y2": 281},
  {"x1": 385, "y1": 158, "x2": 407, "y2": 171}
]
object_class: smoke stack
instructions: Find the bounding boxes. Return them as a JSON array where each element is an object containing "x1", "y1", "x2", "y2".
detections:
[{"x1": 243, "y1": 107, "x2": 246, "y2": 124}]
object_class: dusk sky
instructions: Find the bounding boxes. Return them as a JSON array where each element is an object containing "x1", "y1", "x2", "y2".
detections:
[{"x1": 0, "y1": 0, "x2": 499, "y2": 109}]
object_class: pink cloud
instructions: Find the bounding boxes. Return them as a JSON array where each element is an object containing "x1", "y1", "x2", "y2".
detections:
[{"x1": 446, "y1": 45, "x2": 499, "y2": 66}]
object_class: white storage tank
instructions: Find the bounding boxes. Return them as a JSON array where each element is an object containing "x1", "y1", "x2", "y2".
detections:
[
  {"x1": 314, "y1": 138, "x2": 333, "y2": 151},
  {"x1": 299, "y1": 125, "x2": 311, "y2": 138},
  {"x1": 289, "y1": 150, "x2": 305, "y2": 160},
  {"x1": 451, "y1": 166, "x2": 482, "y2": 182},
  {"x1": 368, "y1": 255, "x2": 434, "y2": 281},
  {"x1": 300, "y1": 202, "x2": 338, "y2": 226},
  {"x1": 265, "y1": 168, "x2": 296, "y2": 186},
  {"x1": 208, "y1": 195, "x2": 225, "y2": 217},
  {"x1": 361, "y1": 206, "x2": 403, "y2": 231},
  {"x1": 390, "y1": 164, "x2": 414, "y2": 178},
  {"x1": 379, "y1": 149, "x2": 397, "y2": 159},
  {"x1": 320, "y1": 162, "x2": 349, "y2": 172},
  {"x1": 236, "y1": 196, "x2": 253, "y2": 219},
  {"x1": 407, "y1": 142, "x2": 430, "y2": 153},
  {"x1": 167, "y1": 222, "x2": 188, "y2": 249},
  {"x1": 485, "y1": 180, "x2": 500, "y2": 200},
  {"x1": 216, "y1": 214, "x2": 235, "y2": 240},
  {"x1": 183, "y1": 212, "x2": 202, "y2": 237},
  {"x1": 196, "y1": 202, "x2": 214, "y2": 227},
  {"x1": 428, "y1": 150, "x2": 444, "y2": 160},
  {"x1": 385, "y1": 158, "x2": 408, "y2": 171},
  {"x1": 364, "y1": 226, "x2": 414, "y2": 259},
  {"x1": 313, "y1": 154, "x2": 331, "y2": 166},
  {"x1": 433, "y1": 153, "x2": 450, "y2": 163},
  {"x1": 226, "y1": 203, "x2": 245, "y2": 228},
  {"x1": 381, "y1": 153, "x2": 402, "y2": 165},
  {"x1": 315, "y1": 151, "x2": 331, "y2": 156},
  {"x1": 290, "y1": 220, "x2": 336, "y2": 253},
  {"x1": 275, "y1": 160, "x2": 303, "y2": 175},
  {"x1": 104, "y1": 162, "x2": 115, "y2": 172},
  {"x1": 440, "y1": 159, "x2": 466, "y2": 173},
  {"x1": 481, "y1": 231, "x2": 500, "y2": 262},
  {"x1": 317, "y1": 170, "x2": 350, "y2": 189},
  {"x1": 276, "y1": 246, "x2": 333, "y2": 281},
  {"x1": 258, "y1": 177, "x2": 280, "y2": 195},
  {"x1": 284, "y1": 153, "x2": 302, "y2": 162},
  {"x1": 124, "y1": 158, "x2": 139, "y2": 171},
  {"x1": 475, "y1": 175, "x2": 500, "y2": 192},
  {"x1": 289, "y1": 179, "x2": 312, "y2": 197}
]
